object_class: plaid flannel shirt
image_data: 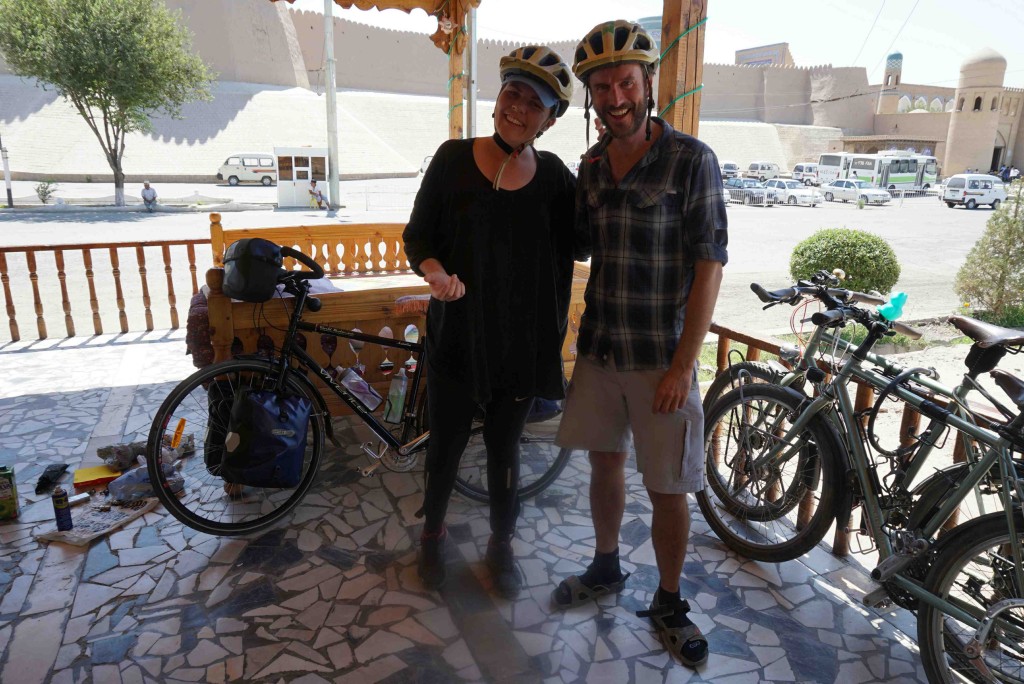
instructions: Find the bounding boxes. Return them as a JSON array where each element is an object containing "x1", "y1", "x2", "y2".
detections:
[{"x1": 576, "y1": 118, "x2": 729, "y2": 371}]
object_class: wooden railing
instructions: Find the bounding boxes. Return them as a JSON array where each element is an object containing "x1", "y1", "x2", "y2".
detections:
[
  {"x1": 709, "y1": 322, "x2": 973, "y2": 557},
  {"x1": 0, "y1": 239, "x2": 211, "y2": 342}
]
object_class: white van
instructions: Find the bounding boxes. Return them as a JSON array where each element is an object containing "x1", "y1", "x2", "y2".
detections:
[
  {"x1": 792, "y1": 163, "x2": 819, "y2": 186},
  {"x1": 942, "y1": 174, "x2": 1007, "y2": 210},
  {"x1": 720, "y1": 160, "x2": 740, "y2": 179},
  {"x1": 217, "y1": 154, "x2": 277, "y2": 186},
  {"x1": 746, "y1": 161, "x2": 780, "y2": 181}
]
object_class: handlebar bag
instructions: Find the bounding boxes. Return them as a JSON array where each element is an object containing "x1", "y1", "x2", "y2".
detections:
[
  {"x1": 220, "y1": 389, "x2": 311, "y2": 488},
  {"x1": 223, "y1": 238, "x2": 283, "y2": 302}
]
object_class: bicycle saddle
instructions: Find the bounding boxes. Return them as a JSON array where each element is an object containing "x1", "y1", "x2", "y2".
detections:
[
  {"x1": 991, "y1": 369, "x2": 1024, "y2": 410},
  {"x1": 947, "y1": 315, "x2": 1024, "y2": 348}
]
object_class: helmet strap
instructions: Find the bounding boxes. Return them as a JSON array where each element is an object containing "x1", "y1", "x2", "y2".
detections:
[
  {"x1": 645, "y1": 73, "x2": 655, "y2": 142},
  {"x1": 491, "y1": 132, "x2": 529, "y2": 191},
  {"x1": 583, "y1": 88, "x2": 592, "y2": 148}
]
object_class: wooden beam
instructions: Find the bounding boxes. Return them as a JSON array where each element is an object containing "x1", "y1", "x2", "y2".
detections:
[{"x1": 657, "y1": 0, "x2": 707, "y2": 137}]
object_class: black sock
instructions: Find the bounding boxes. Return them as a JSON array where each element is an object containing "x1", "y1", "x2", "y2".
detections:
[
  {"x1": 580, "y1": 548, "x2": 622, "y2": 587},
  {"x1": 656, "y1": 586, "x2": 691, "y2": 629}
]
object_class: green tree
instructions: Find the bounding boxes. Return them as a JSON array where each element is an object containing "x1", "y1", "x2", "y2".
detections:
[
  {"x1": 955, "y1": 186, "x2": 1024, "y2": 318},
  {"x1": 0, "y1": 0, "x2": 213, "y2": 206},
  {"x1": 790, "y1": 228, "x2": 901, "y2": 295}
]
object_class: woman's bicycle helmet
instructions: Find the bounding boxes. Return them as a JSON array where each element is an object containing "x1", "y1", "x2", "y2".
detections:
[
  {"x1": 572, "y1": 20, "x2": 660, "y2": 83},
  {"x1": 499, "y1": 45, "x2": 574, "y2": 118}
]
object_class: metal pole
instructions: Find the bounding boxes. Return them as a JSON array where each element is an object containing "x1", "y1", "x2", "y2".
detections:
[
  {"x1": 0, "y1": 133, "x2": 12, "y2": 208},
  {"x1": 466, "y1": 7, "x2": 478, "y2": 137},
  {"x1": 323, "y1": 0, "x2": 340, "y2": 210}
]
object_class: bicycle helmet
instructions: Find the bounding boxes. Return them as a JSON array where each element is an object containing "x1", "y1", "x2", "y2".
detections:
[
  {"x1": 572, "y1": 20, "x2": 660, "y2": 84},
  {"x1": 499, "y1": 45, "x2": 574, "y2": 118}
]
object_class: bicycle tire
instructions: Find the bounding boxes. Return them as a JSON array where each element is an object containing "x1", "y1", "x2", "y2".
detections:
[
  {"x1": 147, "y1": 359, "x2": 326, "y2": 536},
  {"x1": 702, "y1": 360, "x2": 787, "y2": 415},
  {"x1": 416, "y1": 393, "x2": 573, "y2": 502},
  {"x1": 696, "y1": 383, "x2": 843, "y2": 562},
  {"x1": 917, "y1": 510, "x2": 1024, "y2": 683}
]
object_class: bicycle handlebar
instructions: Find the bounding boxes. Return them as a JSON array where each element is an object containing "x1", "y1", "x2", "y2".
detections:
[{"x1": 280, "y1": 246, "x2": 326, "y2": 280}]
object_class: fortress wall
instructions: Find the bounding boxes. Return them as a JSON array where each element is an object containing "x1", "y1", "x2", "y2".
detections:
[
  {"x1": 774, "y1": 124, "x2": 843, "y2": 166},
  {"x1": 873, "y1": 112, "x2": 952, "y2": 139},
  {"x1": 762, "y1": 68, "x2": 812, "y2": 125},
  {"x1": 700, "y1": 64, "x2": 765, "y2": 121},
  {"x1": 885, "y1": 83, "x2": 956, "y2": 103},
  {"x1": 808, "y1": 66, "x2": 874, "y2": 133},
  {"x1": 163, "y1": 0, "x2": 307, "y2": 88}
]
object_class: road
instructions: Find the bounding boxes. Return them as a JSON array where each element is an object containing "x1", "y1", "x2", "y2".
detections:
[{"x1": 0, "y1": 179, "x2": 996, "y2": 344}]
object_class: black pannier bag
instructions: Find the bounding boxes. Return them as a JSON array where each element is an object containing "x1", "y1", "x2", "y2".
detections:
[
  {"x1": 223, "y1": 238, "x2": 283, "y2": 302},
  {"x1": 220, "y1": 390, "x2": 312, "y2": 488}
]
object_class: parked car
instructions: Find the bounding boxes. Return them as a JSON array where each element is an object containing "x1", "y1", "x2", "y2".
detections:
[
  {"x1": 941, "y1": 173, "x2": 1006, "y2": 209},
  {"x1": 764, "y1": 179, "x2": 822, "y2": 207},
  {"x1": 792, "y1": 162, "x2": 819, "y2": 185},
  {"x1": 744, "y1": 161, "x2": 781, "y2": 181},
  {"x1": 217, "y1": 154, "x2": 277, "y2": 186},
  {"x1": 720, "y1": 160, "x2": 740, "y2": 179},
  {"x1": 822, "y1": 179, "x2": 891, "y2": 205},
  {"x1": 724, "y1": 177, "x2": 776, "y2": 206}
]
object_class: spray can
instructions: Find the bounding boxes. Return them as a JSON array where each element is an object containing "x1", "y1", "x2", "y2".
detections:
[{"x1": 52, "y1": 486, "x2": 73, "y2": 531}]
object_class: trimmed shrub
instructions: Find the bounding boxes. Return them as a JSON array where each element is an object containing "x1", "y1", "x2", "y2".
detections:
[
  {"x1": 955, "y1": 186, "x2": 1024, "y2": 319},
  {"x1": 789, "y1": 228, "x2": 901, "y2": 294}
]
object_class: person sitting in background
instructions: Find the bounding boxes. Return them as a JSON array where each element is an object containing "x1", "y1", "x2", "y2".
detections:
[
  {"x1": 141, "y1": 181, "x2": 158, "y2": 212},
  {"x1": 309, "y1": 180, "x2": 325, "y2": 209}
]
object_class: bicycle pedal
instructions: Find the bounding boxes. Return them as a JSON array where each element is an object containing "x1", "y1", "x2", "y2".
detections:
[
  {"x1": 360, "y1": 461, "x2": 383, "y2": 478},
  {"x1": 862, "y1": 586, "x2": 892, "y2": 610}
]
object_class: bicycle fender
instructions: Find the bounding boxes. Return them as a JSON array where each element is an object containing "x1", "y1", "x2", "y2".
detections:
[
  {"x1": 807, "y1": 411, "x2": 854, "y2": 524},
  {"x1": 907, "y1": 461, "x2": 1024, "y2": 532}
]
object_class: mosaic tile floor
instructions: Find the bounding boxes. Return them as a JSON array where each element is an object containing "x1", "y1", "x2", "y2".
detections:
[{"x1": 0, "y1": 335, "x2": 929, "y2": 683}]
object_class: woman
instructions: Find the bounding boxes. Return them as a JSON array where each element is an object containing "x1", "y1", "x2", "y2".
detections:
[{"x1": 403, "y1": 46, "x2": 583, "y2": 598}]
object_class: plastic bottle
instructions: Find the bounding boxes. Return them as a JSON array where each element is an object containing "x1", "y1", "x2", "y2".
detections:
[
  {"x1": 384, "y1": 368, "x2": 408, "y2": 423},
  {"x1": 337, "y1": 367, "x2": 383, "y2": 411}
]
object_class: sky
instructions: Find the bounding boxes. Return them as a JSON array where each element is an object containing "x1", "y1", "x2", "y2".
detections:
[{"x1": 289, "y1": 0, "x2": 1024, "y2": 88}]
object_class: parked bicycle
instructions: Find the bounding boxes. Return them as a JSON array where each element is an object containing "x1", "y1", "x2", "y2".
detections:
[
  {"x1": 145, "y1": 242, "x2": 572, "y2": 537},
  {"x1": 699, "y1": 273, "x2": 1024, "y2": 682}
]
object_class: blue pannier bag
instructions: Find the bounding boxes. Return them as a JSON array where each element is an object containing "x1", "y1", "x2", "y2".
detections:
[{"x1": 221, "y1": 389, "x2": 311, "y2": 488}]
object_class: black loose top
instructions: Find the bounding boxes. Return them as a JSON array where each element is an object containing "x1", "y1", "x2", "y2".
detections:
[{"x1": 403, "y1": 138, "x2": 582, "y2": 404}]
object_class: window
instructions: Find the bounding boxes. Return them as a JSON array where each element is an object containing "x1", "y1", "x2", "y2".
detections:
[
  {"x1": 819, "y1": 155, "x2": 840, "y2": 167},
  {"x1": 957, "y1": 98, "x2": 965, "y2": 111},
  {"x1": 947, "y1": 178, "x2": 965, "y2": 189},
  {"x1": 294, "y1": 156, "x2": 310, "y2": 168},
  {"x1": 259, "y1": 157, "x2": 274, "y2": 167},
  {"x1": 852, "y1": 158, "x2": 874, "y2": 171},
  {"x1": 981, "y1": 181, "x2": 993, "y2": 189},
  {"x1": 226, "y1": 157, "x2": 240, "y2": 165},
  {"x1": 311, "y1": 157, "x2": 327, "y2": 181},
  {"x1": 885, "y1": 74, "x2": 891, "y2": 86},
  {"x1": 908, "y1": 160, "x2": 918, "y2": 173},
  {"x1": 973, "y1": 96, "x2": 982, "y2": 111},
  {"x1": 277, "y1": 156, "x2": 293, "y2": 181},
  {"x1": 968, "y1": 180, "x2": 980, "y2": 189},
  {"x1": 992, "y1": 97, "x2": 999, "y2": 111},
  {"x1": 242, "y1": 157, "x2": 259, "y2": 167}
]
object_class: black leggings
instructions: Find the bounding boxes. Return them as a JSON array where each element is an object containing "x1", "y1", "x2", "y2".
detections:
[{"x1": 421, "y1": 369, "x2": 533, "y2": 539}]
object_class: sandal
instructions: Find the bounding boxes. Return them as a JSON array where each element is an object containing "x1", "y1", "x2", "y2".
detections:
[
  {"x1": 550, "y1": 572, "x2": 630, "y2": 609},
  {"x1": 637, "y1": 595, "x2": 708, "y2": 668}
]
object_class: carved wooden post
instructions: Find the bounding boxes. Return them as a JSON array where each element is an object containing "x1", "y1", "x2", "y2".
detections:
[
  {"x1": 0, "y1": 252, "x2": 20, "y2": 342},
  {"x1": 206, "y1": 268, "x2": 232, "y2": 363},
  {"x1": 657, "y1": 0, "x2": 708, "y2": 137},
  {"x1": 109, "y1": 247, "x2": 128, "y2": 333},
  {"x1": 83, "y1": 248, "x2": 102, "y2": 335},
  {"x1": 716, "y1": 335, "x2": 731, "y2": 376},
  {"x1": 209, "y1": 213, "x2": 224, "y2": 267},
  {"x1": 162, "y1": 245, "x2": 179, "y2": 329},
  {"x1": 54, "y1": 249, "x2": 75, "y2": 337},
  {"x1": 135, "y1": 246, "x2": 153, "y2": 331},
  {"x1": 186, "y1": 243, "x2": 199, "y2": 294},
  {"x1": 26, "y1": 250, "x2": 47, "y2": 339}
]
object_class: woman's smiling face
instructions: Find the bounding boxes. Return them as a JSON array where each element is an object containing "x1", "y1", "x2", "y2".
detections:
[{"x1": 494, "y1": 79, "x2": 554, "y2": 146}]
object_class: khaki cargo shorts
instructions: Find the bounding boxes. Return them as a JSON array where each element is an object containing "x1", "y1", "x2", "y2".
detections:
[{"x1": 555, "y1": 356, "x2": 706, "y2": 494}]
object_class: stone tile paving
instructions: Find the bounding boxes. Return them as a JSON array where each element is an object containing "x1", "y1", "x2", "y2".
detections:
[{"x1": 0, "y1": 335, "x2": 928, "y2": 683}]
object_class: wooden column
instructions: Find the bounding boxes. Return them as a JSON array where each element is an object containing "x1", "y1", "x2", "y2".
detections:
[
  {"x1": 448, "y1": 46, "x2": 465, "y2": 140},
  {"x1": 657, "y1": 0, "x2": 707, "y2": 137}
]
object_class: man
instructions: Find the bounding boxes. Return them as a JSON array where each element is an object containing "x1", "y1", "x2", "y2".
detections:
[
  {"x1": 551, "y1": 20, "x2": 728, "y2": 669},
  {"x1": 309, "y1": 179, "x2": 325, "y2": 209},
  {"x1": 141, "y1": 181, "x2": 158, "y2": 212},
  {"x1": 1011, "y1": 166, "x2": 1020, "y2": 183}
]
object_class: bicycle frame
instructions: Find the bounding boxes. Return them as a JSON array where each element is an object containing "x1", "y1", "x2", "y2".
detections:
[
  {"x1": 270, "y1": 287, "x2": 430, "y2": 458},
  {"x1": 740, "y1": 318, "x2": 1024, "y2": 634}
]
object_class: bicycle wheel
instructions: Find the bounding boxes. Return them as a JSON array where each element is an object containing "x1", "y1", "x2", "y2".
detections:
[
  {"x1": 696, "y1": 383, "x2": 842, "y2": 562},
  {"x1": 452, "y1": 410, "x2": 575, "y2": 503},
  {"x1": 702, "y1": 360, "x2": 788, "y2": 415},
  {"x1": 147, "y1": 359, "x2": 325, "y2": 536},
  {"x1": 918, "y1": 510, "x2": 1024, "y2": 683}
]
